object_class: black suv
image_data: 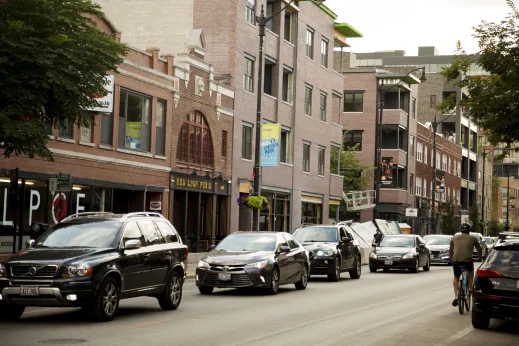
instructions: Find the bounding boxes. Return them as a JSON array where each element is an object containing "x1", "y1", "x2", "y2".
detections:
[
  {"x1": 292, "y1": 224, "x2": 362, "y2": 281},
  {"x1": 0, "y1": 212, "x2": 188, "y2": 322}
]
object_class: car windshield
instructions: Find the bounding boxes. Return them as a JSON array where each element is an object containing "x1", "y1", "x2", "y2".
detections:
[
  {"x1": 34, "y1": 221, "x2": 122, "y2": 249},
  {"x1": 484, "y1": 238, "x2": 494, "y2": 245},
  {"x1": 423, "y1": 236, "x2": 450, "y2": 246},
  {"x1": 215, "y1": 234, "x2": 276, "y2": 252},
  {"x1": 379, "y1": 236, "x2": 415, "y2": 248},
  {"x1": 292, "y1": 227, "x2": 338, "y2": 242}
]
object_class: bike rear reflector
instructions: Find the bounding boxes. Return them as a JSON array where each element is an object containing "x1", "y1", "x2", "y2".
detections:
[{"x1": 477, "y1": 269, "x2": 503, "y2": 278}]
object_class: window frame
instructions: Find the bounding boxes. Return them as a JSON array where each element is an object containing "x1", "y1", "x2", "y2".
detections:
[
  {"x1": 280, "y1": 128, "x2": 292, "y2": 164},
  {"x1": 282, "y1": 67, "x2": 294, "y2": 104},
  {"x1": 176, "y1": 112, "x2": 214, "y2": 168},
  {"x1": 303, "y1": 142, "x2": 311, "y2": 173},
  {"x1": 343, "y1": 92, "x2": 364, "y2": 112},
  {"x1": 244, "y1": 56, "x2": 255, "y2": 93},
  {"x1": 319, "y1": 92, "x2": 327, "y2": 122},
  {"x1": 242, "y1": 122, "x2": 253, "y2": 160},
  {"x1": 321, "y1": 38, "x2": 329, "y2": 67},
  {"x1": 118, "y1": 88, "x2": 152, "y2": 153},
  {"x1": 245, "y1": 0, "x2": 256, "y2": 25},
  {"x1": 318, "y1": 146, "x2": 325, "y2": 176},
  {"x1": 343, "y1": 130, "x2": 363, "y2": 151},
  {"x1": 306, "y1": 28, "x2": 314, "y2": 59},
  {"x1": 304, "y1": 85, "x2": 313, "y2": 116},
  {"x1": 155, "y1": 99, "x2": 167, "y2": 156},
  {"x1": 221, "y1": 130, "x2": 228, "y2": 158}
]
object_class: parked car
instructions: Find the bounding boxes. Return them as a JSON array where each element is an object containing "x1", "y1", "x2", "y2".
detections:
[
  {"x1": 369, "y1": 234, "x2": 430, "y2": 273},
  {"x1": 423, "y1": 234, "x2": 452, "y2": 265},
  {"x1": 0, "y1": 212, "x2": 188, "y2": 322},
  {"x1": 472, "y1": 233, "x2": 519, "y2": 329},
  {"x1": 292, "y1": 224, "x2": 362, "y2": 281},
  {"x1": 482, "y1": 236, "x2": 496, "y2": 253},
  {"x1": 196, "y1": 232, "x2": 310, "y2": 295}
]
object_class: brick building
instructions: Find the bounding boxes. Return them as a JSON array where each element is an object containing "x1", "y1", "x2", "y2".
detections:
[
  {"x1": 0, "y1": 15, "x2": 235, "y2": 254},
  {"x1": 491, "y1": 176, "x2": 519, "y2": 232}
]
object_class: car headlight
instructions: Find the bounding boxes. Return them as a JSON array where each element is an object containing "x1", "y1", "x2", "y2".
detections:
[
  {"x1": 197, "y1": 260, "x2": 210, "y2": 269},
  {"x1": 369, "y1": 252, "x2": 377, "y2": 259},
  {"x1": 402, "y1": 253, "x2": 416, "y2": 259},
  {"x1": 316, "y1": 250, "x2": 334, "y2": 257},
  {"x1": 0, "y1": 263, "x2": 6, "y2": 277},
  {"x1": 245, "y1": 260, "x2": 268, "y2": 269},
  {"x1": 64, "y1": 263, "x2": 92, "y2": 278}
]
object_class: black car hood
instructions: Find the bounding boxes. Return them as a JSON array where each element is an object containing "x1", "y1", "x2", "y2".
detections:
[
  {"x1": 203, "y1": 251, "x2": 272, "y2": 266},
  {"x1": 7, "y1": 247, "x2": 114, "y2": 265},
  {"x1": 375, "y1": 247, "x2": 415, "y2": 255},
  {"x1": 301, "y1": 242, "x2": 338, "y2": 251}
]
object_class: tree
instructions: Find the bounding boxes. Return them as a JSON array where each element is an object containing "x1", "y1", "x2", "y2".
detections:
[
  {"x1": 469, "y1": 202, "x2": 482, "y2": 232},
  {"x1": 0, "y1": 0, "x2": 128, "y2": 160},
  {"x1": 440, "y1": 200, "x2": 457, "y2": 235},
  {"x1": 487, "y1": 219, "x2": 505, "y2": 237},
  {"x1": 437, "y1": 0, "x2": 519, "y2": 146}
]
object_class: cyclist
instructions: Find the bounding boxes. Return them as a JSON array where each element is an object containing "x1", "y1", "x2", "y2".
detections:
[{"x1": 449, "y1": 223, "x2": 482, "y2": 307}]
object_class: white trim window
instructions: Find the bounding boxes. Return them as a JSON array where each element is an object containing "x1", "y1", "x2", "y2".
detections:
[
  {"x1": 442, "y1": 154, "x2": 448, "y2": 171},
  {"x1": 423, "y1": 178, "x2": 427, "y2": 197},
  {"x1": 424, "y1": 145, "x2": 428, "y2": 165},
  {"x1": 416, "y1": 177, "x2": 422, "y2": 196},
  {"x1": 416, "y1": 142, "x2": 423, "y2": 162}
]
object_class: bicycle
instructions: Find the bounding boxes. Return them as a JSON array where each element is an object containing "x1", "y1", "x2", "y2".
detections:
[{"x1": 457, "y1": 265, "x2": 471, "y2": 315}]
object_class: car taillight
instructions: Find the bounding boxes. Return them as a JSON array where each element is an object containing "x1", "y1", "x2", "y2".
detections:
[
  {"x1": 186, "y1": 247, "x2": 189, "y2": 257},
  {"x1": 477, "y1": 269, "x2": 503, "y2": 278}
]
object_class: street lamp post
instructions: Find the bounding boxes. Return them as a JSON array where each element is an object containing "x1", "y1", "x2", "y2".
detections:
[
  {"x1": 431, "y1": 118, "x2": 438, "y2": 234},
  {"x1": 505, "y1": 166, "x2": 511, "y2": 231},
  {"x1": 481, "y1": 149, "x2": 488, "y2": 235},
  {"x1": 373, "y1": 67, "x2": 426, "y2": 221},
  {"x1": 252, "y1": 0, "x2": 325, "y2": 231}
]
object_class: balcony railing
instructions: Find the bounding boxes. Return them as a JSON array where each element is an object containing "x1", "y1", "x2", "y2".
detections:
[{"x1": 343, "y1": 190, "x2": 376, "y2": 211}]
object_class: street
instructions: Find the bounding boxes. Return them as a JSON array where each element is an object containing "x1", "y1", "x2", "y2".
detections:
[{"x1": 1, "y1": 265, "x2": 517, "y2": 346}]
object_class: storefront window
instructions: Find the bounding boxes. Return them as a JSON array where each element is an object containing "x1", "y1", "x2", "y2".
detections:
[
  {"x1": 177, "y1": 112, "x2": 214, "y2": 168},
  {"x1": 301, "y1": 202, "x2": 322, "y2": 225},
  {"x1": 118, "y1": 88, "x2": 152, "y2": 152}
]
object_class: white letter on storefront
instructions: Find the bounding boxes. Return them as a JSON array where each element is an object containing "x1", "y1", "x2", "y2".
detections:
[
  {"x1": 76, "y1": 193, "x2": 85, "y2": 214},
  {"x1": 29, "y1": 190, "x2": 40, "y2": 225},
  {"x1": 2, "y1": 188, "x2": 13, "y2": 226}
]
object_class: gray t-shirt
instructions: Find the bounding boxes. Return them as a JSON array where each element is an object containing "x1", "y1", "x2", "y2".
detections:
[{"x1": 449, "y1": 233, "x2": 482, "y2": 262}]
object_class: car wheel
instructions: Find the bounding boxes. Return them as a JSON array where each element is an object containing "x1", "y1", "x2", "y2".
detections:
[
  {"x1": 423, "y1": 256, "x2": 431, "y2": 272},
  {"x1": 369, "y1": 266, "x2": 377, "y2": 273},
  {"x1": 198, "y1": 286, "x2": 214, "y2": 295},
  {"x1": 158, "y1": 271, "x2": 182, "y2": 310},
  {"x1": 267, "y1": 267, "x2": 280, "y2": 295},
  {"x1": 328, "y1": 257, "x2": 341, "y2": 282},
  {"x1": 349, "y1": 255, "x2": 362, "y2": 279},
  {"x1": 0, "y1": 304, "x2": 25, "y2": 321},
  {"x1": 295, "y1": 265, "x2": 308, "y2": 290},
  {"x1": 89, "y1": 277, "x2": 119, "y2": 322},
  {"x1": 411, "y1": 258, "x2": 419, "y2": 273},
  {"x1": 472, "y1": 308, "x2": 490, "y2": 329}
]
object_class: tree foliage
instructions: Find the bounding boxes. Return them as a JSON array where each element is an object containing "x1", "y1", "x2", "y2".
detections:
[
  {"x1": 469, "y1": 202, "x2": 482, "y2": 232},
  {"x1": 437, "y1": 0, "x2": 519, "y2": 145},
  {"x1": 0, "y1": 0, "x2": 128, "y2": 160},
  {"x1": 486, "y1": 219, "x2": 505, "y2": 237},
  {"x1": 440, "y1": 200, "x2": 457, "y2": 235}
]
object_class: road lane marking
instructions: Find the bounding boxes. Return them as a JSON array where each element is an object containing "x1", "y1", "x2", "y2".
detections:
[
  {"x1": 433, "y1": 326, "x2": 474, "y2": 346},
  {"x1": 124, "y1": 319, "x2": 170, "y2": 329}
]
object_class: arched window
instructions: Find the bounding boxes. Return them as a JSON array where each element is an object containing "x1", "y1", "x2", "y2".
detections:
[{"x1": 177, "y1": 111, "x2": 214, "y2": 168}]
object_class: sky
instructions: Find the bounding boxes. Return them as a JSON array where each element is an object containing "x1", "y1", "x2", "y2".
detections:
[{"x1": 325, "y1": 0, "x2": 513, "y2": 55}]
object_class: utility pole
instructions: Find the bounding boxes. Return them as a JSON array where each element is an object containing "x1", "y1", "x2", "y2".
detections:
[
  {"x1": 431, "y1": 117, "x2": 438, "y2": 234},
  {"x1": 481, "y1": 150, "x2": 487, "y2": 235}
]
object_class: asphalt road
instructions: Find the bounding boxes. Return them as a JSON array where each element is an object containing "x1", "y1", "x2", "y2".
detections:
[{"x1": 1, "y1": 264, "x2": 517, "y2": 346}]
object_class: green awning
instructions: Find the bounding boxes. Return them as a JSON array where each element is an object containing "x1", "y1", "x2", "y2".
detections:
[{"x1": 335, "y1": 22, "x2": 363, "y2": 38}]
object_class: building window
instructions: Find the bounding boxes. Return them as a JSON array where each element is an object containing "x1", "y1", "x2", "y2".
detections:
[
  {"x1": 118, "y1": 88, "x2": 152, "y2": 152},
  {"x1": 409, "y1": 174, "x2": 414, "y2": 194},
  {"x1": 301, "y1": 202, "x2": 322, "y2": 224},
  {"x1": 416, "y1": 142, "x2": 423, "y2": 162},
  {"x1": 59, "y1": 120, "x2": 74, "y2": 139},
  {"x1": 266, "y1": 2, "x2": 274, "y2": 31},
  {"x1": 409, "y1": 136, "x2": 415, "y2": 156},
  {"x1": 306, "y1": 29, "x2": 314, "y2": 59},
  {"x1": 318, "y1": 146, "x2": 325, "y2": 176},
  {"x1": 155, "y1": 99, "x2": 166, "y2": 156},
  {"x1": 244, "y1": 56, "x2": 254, "y2": 93},
  {"x1": 100, "y1": 113, "x2": 113, "y2": 146},
  {"x1": 423, "y1": 178, "x2": 427, "y2": 197},
  {"x1": 344, "y1": 92, "x2": 364, "y2": 112},
  {"x1": 245, "y1": 0, "x2": 255, "y2": 25},
  {"x1": 284, "y1": 10, "x2": 296, "y2": 44},
  {"x1": 442, "y1": 154, "x2": 448, "y2": 171},
  {"x1": 264, "y1": 59, "x2": 277, "y2": 96},
  {"x1": 221, "y1": 130, "x2": 228, "y2": 157},
  {"x1": 424, "y1": 145, "x2": 428, "y2": 165},
  {"x1": 242, "y1": 122, "x2": 253, "y2": 160},
  {"x1": 282, "y1": 67, "x2": 294, "y2": 104},
  {"x1": 343, "y1": 130, "x2": 362, "y2": 151},
  {"x1": 304, "y1": 85, "x2": 313, "y2": 116},
  {"x1": 412, "y1": 98, "x2": 416, "y2": 119},
  {"x1": 430, "y1": 95, "x2": 437, "y2": 109},
  {"x1": 176, "y1": 112, "x2": 214, "y2": 167},
  {"x1": 303, "y1": 142, "x2": 311, "y2": 173},
  {"x1": 320, "y1": 92, "x2": 327, "y2": 122},
  {"x1": 330, "y1": 145, "x2": 340, "y2": 175},
  {"x1": 416, "y1": 177, "x2": 422, "y2": 196},
  {"x1": 321, "y1": 38, "x2": 329, "y2": 67},
  {"x1": 280, "y1": 129, "x2": 291, "y2": 164}
]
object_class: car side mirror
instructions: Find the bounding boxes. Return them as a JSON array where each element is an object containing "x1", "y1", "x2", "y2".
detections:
[
  {"x1": 279, "y1": 246, "x2": 291, "y2": 253},
  {"x1": 419, "y1": 244, "x2": 426, "y2": 248},
  {"x1": 25, "y1": 239, "x2": 35, "y2": 248},
  {"x1": 208, "y1": 245, "x2": 216, "y2": 251},
  {"x1": 342, "y1": 237, "x2": 351, "y2": 243},
  {"x1": 124, "y1": 239, "x2": 141, "y2": 251}
]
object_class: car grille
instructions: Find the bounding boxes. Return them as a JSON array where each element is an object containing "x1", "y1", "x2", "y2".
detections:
[
  {"x1": 377, "y1": 255, "x2": 403, "y2": 259},
  {"x1": 202, "y1": 271, "x2": 252, "y2": 287},
  {"x1": 10, "y1": 264, "x2": 58, "y2": 278},
  {"x1": 208, "y1": 265, "x2": 245, "y2": 272},
  {"x1": 431, "y1": 251, "x2": 440, "y2": 257}
]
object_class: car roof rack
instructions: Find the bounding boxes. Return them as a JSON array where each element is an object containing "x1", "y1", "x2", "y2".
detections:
[
  {"x1": 121, "y1": 212, "x2": 166, "y2": 221},
  {"x1": 497, "y1": 232, "x2": 519, "y2": 241},
  {"x1": 61, "y1": 212, "x2": 117, "y2": 223}
]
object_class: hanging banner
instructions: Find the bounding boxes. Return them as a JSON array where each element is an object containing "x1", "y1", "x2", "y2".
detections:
[
  {"x1": 381, "y1": 157, "x2": 394, "y2": 187},
  {"x1": 261, "y1": 123, "x2": 280, "y2": 167},
  {"x1": 126, "y1": 121, "x2": 142, "y2": 150},
  {"x1": 86, "y1": 75, "x2": 114, "y2": 113}
]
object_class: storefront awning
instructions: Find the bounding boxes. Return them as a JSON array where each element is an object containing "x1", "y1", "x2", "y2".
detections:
[{"x1": 301, "y1": 195, "x2": 323, "y2": 204}]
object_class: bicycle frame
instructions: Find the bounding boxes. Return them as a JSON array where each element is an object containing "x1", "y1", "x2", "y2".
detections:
[{"x1": 458, "y1": 268, "x2": 471, "y2": 314}]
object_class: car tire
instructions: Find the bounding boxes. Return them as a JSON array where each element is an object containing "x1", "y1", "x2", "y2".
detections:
[
  {"x1": 267, "y1": 267, "x2": 280, "y2": 295},
  {"x1": 0, "y1": 304, "x2": 25, "y2": 321},
  {"x1": 198, "y1": 286, "x2": 214, "y2": 295},
  {"x1": 369, "y1": 266, "x2": 377, "y2": 273},
  {"x1": 472, "y1": 308, "x2": 490, "y2": 329},
  {"x1": 349, "y1": 255, "x2": 362, "y2": 279},
  {"x1": 423, "y1": 256, "x2": 431, "y2": 272},
  {"x1": 89, "y1": 277, "x2": 119, "y2": 322},
  {"x1": 328, "y1": 257, "x2": 341, "y2": 282},
  {"x1": 158, "y1": 271, "x2": 182, "y2": 310},
  {"x1": 295, "y1": 265, "x2": 308, "y2": 290},
  {"x1": 411, "y1": 258, "x2": 419, "y2": 273}
]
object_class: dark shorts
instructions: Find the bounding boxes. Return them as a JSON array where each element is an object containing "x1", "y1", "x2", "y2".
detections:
[{"x1": 453, "y1": 261, "x2": 474, "y2": 277}]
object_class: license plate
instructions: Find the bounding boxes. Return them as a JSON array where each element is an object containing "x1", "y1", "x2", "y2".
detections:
[
  {"x1": 218, "y1": 272, "x2": 231, "y2": 281},
  {"x1": 384, "y1": 260, "x2": 393, "y2": 265},
  {"x1": 20, "y1": 286, "x2": 39, "y2": 296}
]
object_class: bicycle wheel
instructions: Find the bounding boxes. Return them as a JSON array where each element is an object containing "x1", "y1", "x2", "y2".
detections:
[
  {"x1": 464, "y1": 271, "x2": 471, "y2": 311},
  {"x1": 458, "y1": 278, "x2": 465, "y2": 315}
]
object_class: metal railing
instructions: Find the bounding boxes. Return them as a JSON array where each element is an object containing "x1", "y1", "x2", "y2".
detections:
[
  {"x1": 60, "y1": 212, "x2": 116, "y2": 223},
  {"x1": 343, "y1": 190, "x2": 376, "y2": 211},
  {"x1": 121, "y1": 212, "x2": 165, "y2": 221},
  {"x1": 60, "y1": 211, "x2": 165, "y2": 223}
]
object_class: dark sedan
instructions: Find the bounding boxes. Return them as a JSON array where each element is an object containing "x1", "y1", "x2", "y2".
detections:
[
  {"x1": 423, "y1": 234, "x2": 452, "y2": 265},
  {"x1": 369, "y1": 235, "x2": 430, "y2": 273},
  {"x1": 195, "y1": 232, "x2": 310, "y2": 295},
  {"x1": 472, "y1": 236, "x2": 519, "y2": 329}
]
